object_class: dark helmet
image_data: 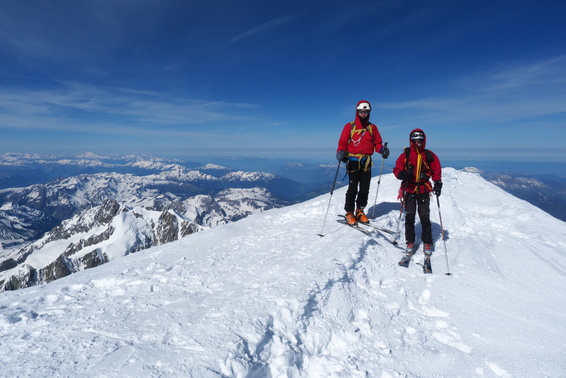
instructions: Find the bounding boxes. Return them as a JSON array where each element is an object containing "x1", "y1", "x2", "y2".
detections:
[{"x1": 410, "y1": 130, "x2": 424, "y2": 142}]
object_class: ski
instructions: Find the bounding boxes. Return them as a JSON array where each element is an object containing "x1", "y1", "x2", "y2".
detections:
[
  {"x1": 398, "y1": 252, "x2": 415, "y2": 267},
  {"x1": 336, "y1": 219, "x2": 373, "y2": 236},
  {"x1": 414, "y1": 255, "x2": 433, "y2": 274},
  {"x1": 366, "y1": 223, "x2": 397, "y2": 235},
  {"x1": 422, "y1": 256, "x2": 432, "y2": 274}
]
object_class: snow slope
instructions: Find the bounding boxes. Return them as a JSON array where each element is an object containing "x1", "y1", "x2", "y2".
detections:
[{"x1": 0, "y1": 168, "x2": 565, "y2": 377}]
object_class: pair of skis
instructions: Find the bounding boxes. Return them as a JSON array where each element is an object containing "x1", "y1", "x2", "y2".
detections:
[{"x1": 336, "y1": 216, "x2": 398, "y2": 243}]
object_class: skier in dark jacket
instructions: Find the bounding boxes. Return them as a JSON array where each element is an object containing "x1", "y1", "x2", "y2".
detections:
[
  {"x1": 393, "y1": 128, "x2": 442, "y2": 257},
  {"x1": 336, "y1": 100, "x2": 390, "y2": 225}
]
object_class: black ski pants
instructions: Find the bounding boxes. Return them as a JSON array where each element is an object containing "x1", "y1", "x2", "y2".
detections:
[
  {"x1": 344, "y1": 161, "x2": 371, "y2": 213},
  {"x1": 404, "y1": 192, "x2": 433, "y2": 245}
]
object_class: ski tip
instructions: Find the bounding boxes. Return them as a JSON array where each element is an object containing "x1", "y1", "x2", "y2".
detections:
[{"x1": 317, "y1": 234, "x2": 324, "y2": 237}]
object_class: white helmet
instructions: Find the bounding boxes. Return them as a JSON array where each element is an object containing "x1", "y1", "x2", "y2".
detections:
[{"x1": 356, "y1": 102, "x2": 371, "y2": 111}]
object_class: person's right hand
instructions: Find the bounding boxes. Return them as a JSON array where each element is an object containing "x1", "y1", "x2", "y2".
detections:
[{"x1": 336, "y1": 150, "x2": 347, "y2": 162}]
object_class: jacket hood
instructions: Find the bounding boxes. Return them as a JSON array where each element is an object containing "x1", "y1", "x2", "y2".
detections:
[
  {"x1": 355, "y1": 100, "x2": 371, "y2": 126},
  {"x1": 410, "y1": 128, "x2": 427, "y2": 149}
]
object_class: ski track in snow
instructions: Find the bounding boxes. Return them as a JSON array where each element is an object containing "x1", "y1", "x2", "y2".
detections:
[{"x1": 0, "y1": 168, "x2": 565, "y2": 377}]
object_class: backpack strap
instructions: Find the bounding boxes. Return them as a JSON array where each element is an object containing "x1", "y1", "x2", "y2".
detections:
[
  {"x1": 348, "y1": 121, "x2": 374, "y2": 143},
  {"x1": 405, "y1": 147, "x2": 433, "y2": 165}
]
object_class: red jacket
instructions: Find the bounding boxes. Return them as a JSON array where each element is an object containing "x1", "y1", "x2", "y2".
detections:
[
  {"x1": 337, "y1": 101, "x2": 384, "y2": 158},
  {"x1": 393, "y1": 128, "x2": 442, "y2": 194}
]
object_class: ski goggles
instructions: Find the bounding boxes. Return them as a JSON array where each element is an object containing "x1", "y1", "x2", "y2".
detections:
[{"x1": 410, "y1": 131, "x2": 424, "y2": 141}]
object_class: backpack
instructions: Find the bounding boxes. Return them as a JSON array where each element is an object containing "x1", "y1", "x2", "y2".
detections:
[{"x1": 404, "y1": 147, "x2": 434, "y2": 182}]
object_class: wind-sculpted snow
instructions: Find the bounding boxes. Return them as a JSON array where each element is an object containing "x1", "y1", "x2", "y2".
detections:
[{"x1": 0, "y1": 168, "x2": 564, "y2": 376}]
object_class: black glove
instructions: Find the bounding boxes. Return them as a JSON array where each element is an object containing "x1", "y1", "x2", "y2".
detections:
[
  {"x1": 336, "y1": 150, "x2": 348, "y2": 162},
  {"x1": 433, "y1": 181, "x2": 443, "y2": 196},
  {"x1": 380, "y1": 146, "x2": 390, "y2": 159},
  {"x1": 397, "y1": 171, "x2": 413, "y2": 181}
]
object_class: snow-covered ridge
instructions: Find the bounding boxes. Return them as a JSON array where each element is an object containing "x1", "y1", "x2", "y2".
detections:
[
  {"x1": 223, "y1": 171, "x2": 276, "y2": 181},
  {"x1": 0, "y1": 167, "x2": 564, "y2": 376},
  {"x1": 198, "y1": 163, "x2": 231, "y2": 170}
]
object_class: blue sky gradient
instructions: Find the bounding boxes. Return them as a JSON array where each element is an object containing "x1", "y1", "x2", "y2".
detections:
[{"x1": 1, "y1": 1, "x2": 565, "y2": 164}]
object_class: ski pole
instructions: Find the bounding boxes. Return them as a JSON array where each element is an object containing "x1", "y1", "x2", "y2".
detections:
[
  {"x1": 436, "y1": 194, "x2": 451, "y2": 276},
  {"x1": 392, "y1": 198, "x2": 404, "y2": 245},
  {"x1": 370, "y1": 142, "x2": 387, "y2": 219},
  {"x1": 318, "y1": 161, "x2": 341, "y2": 237}
]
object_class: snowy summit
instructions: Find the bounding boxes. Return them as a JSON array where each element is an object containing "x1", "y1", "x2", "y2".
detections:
[{"x1": 0, "y1": 168, "x2": 565, "y2": 377}]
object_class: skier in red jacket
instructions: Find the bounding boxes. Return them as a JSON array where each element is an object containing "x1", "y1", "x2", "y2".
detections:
[
  {"x1": 393, "y1": 128, "x2": 442, "y2": 257},
  {"x1": 336, "y1": 101, "x2": 389, "y2": 225}
]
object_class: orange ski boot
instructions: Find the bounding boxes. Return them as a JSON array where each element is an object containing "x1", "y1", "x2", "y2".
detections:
[
  {"x1": 345, "y1": 212, "x2": 358, "y2": 225},
  {"x1": 356, "y1": 208, "x2": 369, "y2": 224}
]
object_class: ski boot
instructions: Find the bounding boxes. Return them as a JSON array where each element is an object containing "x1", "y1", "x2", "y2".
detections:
[
  {"x1": 355, "y1": 208, "x2": 369, "y2": 224},
  {"x1": 345, "y1": 212, "x2": 357, "y2": 225}
]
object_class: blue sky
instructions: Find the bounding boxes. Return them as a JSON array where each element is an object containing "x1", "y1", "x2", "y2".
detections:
[{"x1": 1, "y1": 0, "x2": 565, "y2": 165}]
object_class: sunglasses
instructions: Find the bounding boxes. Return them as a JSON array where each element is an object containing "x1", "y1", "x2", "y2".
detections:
[{"x1": 357, "y1": 110, "x2": 370, "y2": 114}]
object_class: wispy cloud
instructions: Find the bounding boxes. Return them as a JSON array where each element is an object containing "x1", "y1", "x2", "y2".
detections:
[
  {"x1": 380, "y1": 55, "x2": 566, "y2": 126},
  {"x1": 484, "y1": 55, "x2": 566, "y2": 91},
  {"x1": 228, "y1": 13, "x2": 306, "y2": 43},
  {"x1": 0, "y1": 83, "x2": 261, "y2": 136}
]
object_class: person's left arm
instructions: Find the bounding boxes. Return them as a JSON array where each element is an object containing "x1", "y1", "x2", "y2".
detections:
[
  {"x1": 429, "y1": 151, "x2": 442, "y2": 181},
  {"x1": 372, "y1": 124, "x2": 389, "y2": 158}
]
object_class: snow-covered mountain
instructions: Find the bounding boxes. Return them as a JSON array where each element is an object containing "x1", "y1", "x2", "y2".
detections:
[
  {"x1": 0, "y1": 184, "x2": 285, "y2": 291},
  {"x1": 0, "y1": 199, "x2": 201, "y2": 291},
  {"x1": 0, "y1": 163, "x2": 293, "y2": 243},
  {"x1": 0, "y1": 153, "x2": 305, "y2": 200},
  {"x1": 0, "y1": 168, "x2": 564, "y2": 376},
  {"x1": 0, "y1": 157, "x2": 294, "y2": 290}
]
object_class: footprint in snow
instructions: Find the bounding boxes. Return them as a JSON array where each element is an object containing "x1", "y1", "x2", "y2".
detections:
[{"x1": 418, "y1": 289, "x2": 431, "y2": 305}]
